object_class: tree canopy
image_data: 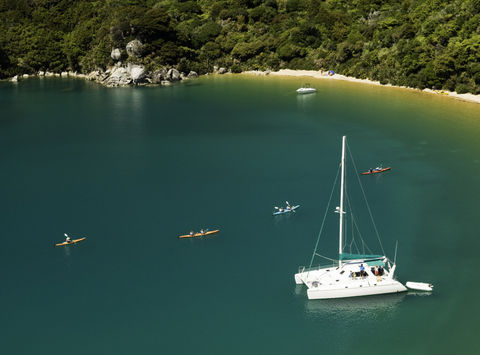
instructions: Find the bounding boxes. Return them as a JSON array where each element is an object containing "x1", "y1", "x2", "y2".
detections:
[{"x1": 0, "y1": 0, "x2": 479, "y2": 94}]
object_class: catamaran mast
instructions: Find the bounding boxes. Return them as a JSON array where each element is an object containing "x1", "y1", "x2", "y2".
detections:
[{"x1": 339, "y1": 135, "x2": 346, "y2": 260}]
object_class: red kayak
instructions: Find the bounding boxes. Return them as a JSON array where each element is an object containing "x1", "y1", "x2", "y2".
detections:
[{"x1": 361, "y1": 167, "x2": 391, "y2": 175}]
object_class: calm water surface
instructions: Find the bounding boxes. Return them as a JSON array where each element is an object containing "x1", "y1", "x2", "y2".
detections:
[{"x1": 1, "y1": 76, "x2": 480, "y2": 354}]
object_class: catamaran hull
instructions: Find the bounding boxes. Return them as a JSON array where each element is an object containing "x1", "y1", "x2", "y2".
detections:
[{"x1": 306, "y1": 281, "x2": 407, "y2": 300}]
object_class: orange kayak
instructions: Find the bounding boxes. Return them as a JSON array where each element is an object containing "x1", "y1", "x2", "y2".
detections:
[
  {"x1": 178, "y1": 230, "x2": 219, "y2": 239},
  {"x1": 361, "y1": 167, "x2": 391, "y2": 175},
  {"x1": 55, "y1": 237, "x2": 87, "y2": 247}
]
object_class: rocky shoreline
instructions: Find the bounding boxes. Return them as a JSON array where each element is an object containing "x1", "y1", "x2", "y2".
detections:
[
  {"x1": 8, "y1": 64, "x2": 203, "y2": 87},
  {"x1": 7, "y1": 38, "x2": 232, "y2": 87}
]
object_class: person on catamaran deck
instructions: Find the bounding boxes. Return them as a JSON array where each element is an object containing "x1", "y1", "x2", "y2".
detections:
[{"x1": 359, "y1": 264, "x2": 366, "y2": 277}]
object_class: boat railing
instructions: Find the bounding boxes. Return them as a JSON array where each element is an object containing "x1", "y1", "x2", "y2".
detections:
[{"x1": 298, "y1": 262, "x2": 339, "y2": 274}]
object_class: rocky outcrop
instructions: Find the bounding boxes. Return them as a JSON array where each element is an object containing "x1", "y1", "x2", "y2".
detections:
[
  {"x1": 111, "y1": 48, "x2": 121, "y2": 61},
  {"x1": 87, "y1": 70, "x2": 108, "y2": 82},
  {"x1": 15, "y1": 61, "x2": 200, "y2": 88},
  {"x1": 128, "y1": 64, "x2": 145, "y2": 83},
  {"x1": 218, "y1": 67, "x2": 227, "y2": 74},
  {"x1": 126, "y1": 39, "x2": 143, "y2": 58},
  {"x1": 104, "y1": 66, "x2": 132, "y2": 87},
  {"x1": 167, "y1": 68, "x2": 181, "y2": 81},
  {"x1": 151, "y1": 69, "x2": 167, "y2": 84}
]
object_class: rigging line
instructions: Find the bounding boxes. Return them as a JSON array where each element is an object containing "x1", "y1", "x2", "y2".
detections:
[
  {"x1": 350, "y1": 211, "x2": 374, "y2": 254},
  {"x1": 344, "y1": 191, "x2": 371, "y2": 255},
  {"x1": 346, "y1": 141, "x2": 386, "y2": 256},
  {"x1": 308, "y1": 163, "x2": 341, "y2": 268},
  {"x1": 345, "y1": 179, "x2": 376, "y2": 255},
  {"x1": 314, "y1": 253, "x2": 338, "y2": 262}
]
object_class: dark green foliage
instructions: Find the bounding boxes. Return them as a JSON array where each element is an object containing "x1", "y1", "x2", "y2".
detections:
[{"x1": 0, "y1": 0, "x2": 479, "y2": 94}]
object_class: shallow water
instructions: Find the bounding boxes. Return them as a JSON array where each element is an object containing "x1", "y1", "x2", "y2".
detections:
[{"x1": 1, "y1": 76, "x2": 479, "y2": 354}]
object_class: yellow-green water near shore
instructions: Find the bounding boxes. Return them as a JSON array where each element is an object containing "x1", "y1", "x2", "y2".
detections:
[{"x1": 1, "y1": 75, "x2": 479, "y2": 354}]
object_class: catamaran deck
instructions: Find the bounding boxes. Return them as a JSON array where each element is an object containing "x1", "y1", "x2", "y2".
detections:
[{"x1": 295, "y1": 259, "x2": 407, "y2": 299}]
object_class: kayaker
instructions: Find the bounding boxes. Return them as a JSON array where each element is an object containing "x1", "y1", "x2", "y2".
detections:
[
  {"x1": 369, "y1": 168, "x2": 373, "y2": 173},
  {"x1": 200, "y1": 229, "x2": 205, "y2": 234},
  {"x1": 64, "y1": 233, "x2": 71, "y2": 243},
  {"x1": 189, "y1": 230, "x2": 194, "y2": 236}
]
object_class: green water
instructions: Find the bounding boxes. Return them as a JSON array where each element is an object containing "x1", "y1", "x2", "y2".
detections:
[{"x1": 1, "y1": 76, "x2": 480, "y2": 354}]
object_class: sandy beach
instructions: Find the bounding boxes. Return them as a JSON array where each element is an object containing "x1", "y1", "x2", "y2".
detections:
[{"x1": 243, "y1": 69, "x2": 480, "y2": 105}]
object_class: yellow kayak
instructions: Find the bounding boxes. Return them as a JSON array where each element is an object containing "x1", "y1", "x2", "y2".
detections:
[
  {"x1": 178, "y1": 230, "x2": 219, "y2": 239},
  {"x1": 55, "y1": 237, "x2": 87, "y2": 247}
]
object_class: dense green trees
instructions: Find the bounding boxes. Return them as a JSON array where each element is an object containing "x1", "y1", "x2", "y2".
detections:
[{"x1": 0, "y1": 0, "x2": 479, "y2": 94}]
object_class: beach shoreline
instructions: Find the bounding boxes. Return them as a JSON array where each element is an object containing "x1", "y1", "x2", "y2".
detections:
[{"x1": 242, "y1": 69, "x2": 480, "y2": 105}]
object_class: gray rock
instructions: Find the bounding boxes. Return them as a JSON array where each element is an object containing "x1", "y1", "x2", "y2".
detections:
[
  {"x1": 38, "y1": 71, "x2": 45, "y2": 76},
  {"x1": 22, "y1": 74, "x2": 29, "y2": 78},
  {"x1": 161, "y1": 80, "x2": 172, "y2": 86},
  {"x1": 45, "y1": 72, "x2": 54, "y2": 77},
  {"x1": 126, "y1": 39, "x2": 143, "y2": 58},
  {"x1": 104, "y1": 67, "x2": 132, "y2": 87},
  {"x1": 128, "y1": 64, "x2": 146, "y2": 83},
  {"x1": 187, "y1": 71, "x2": 198, "y2": 78},
  {"x1": 87, "y1": 71, "x2": 102, "y2": 81},
  {"x1": 11, "y1": 75, "x2": 18, "y2": 82},
  {"x1": 218, "y1": 67, "x2": 227, "y2": 74},
  {"x1": 151, "y1": 69, "x2": 167, "y2": 84},
  {"x1": 61, "y1": 71, "x2": 68, "y2": 77},
  {"x1": 111, "y1": 48, "x2": 121, "y2": 61},
  {"x1": 167, "y1": 68, "x2": 181, "y2": 81}
]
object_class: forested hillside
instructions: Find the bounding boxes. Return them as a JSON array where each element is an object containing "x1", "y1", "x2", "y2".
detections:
[{"x1": 1, "y1": 0, "x2": 480, "y2": 93}]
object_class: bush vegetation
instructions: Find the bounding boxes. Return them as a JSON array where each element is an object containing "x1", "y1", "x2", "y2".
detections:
[{"x1": 1, "y1": 0, "x2": 479, "y2": 93}]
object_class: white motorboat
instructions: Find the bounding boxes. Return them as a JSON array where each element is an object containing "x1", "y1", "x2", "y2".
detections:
[
  {"x1": 296, "y1": 84, "x2": 317, "y2": 94},
  {"x1": 294, "y1": 136, "x2": 407, "y2": 299}
]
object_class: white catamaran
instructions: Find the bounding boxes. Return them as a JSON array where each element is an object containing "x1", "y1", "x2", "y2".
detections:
[{"x1": 294, "y1": 136, "x2": 407, "y2": 299}]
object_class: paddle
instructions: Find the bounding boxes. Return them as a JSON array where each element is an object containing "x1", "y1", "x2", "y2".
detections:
[{"x1": 286, "y1": 201, "x2": 296, "y2": 212}]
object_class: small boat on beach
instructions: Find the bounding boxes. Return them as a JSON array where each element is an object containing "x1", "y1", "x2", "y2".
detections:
[
  {"x1": 296, "y1": 84, "x2": 317, "y2": 94},
  {"x1": 273, "y1": 201, "x2": 300, "y2": 215},
  {"x1": 361, "y1": 166, "x2": 391, "y2": 175},
  {"x1": 178, "y1": 229, "x2": 219, "y2": 239},
  {"x1": 55, "y1": 237, "x2": 86, "y2": 247}
]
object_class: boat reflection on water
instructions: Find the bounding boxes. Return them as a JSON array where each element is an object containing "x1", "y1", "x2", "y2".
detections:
[
  {"x1": 303, "y1": 292, "x2": 407, "y2": 320},
  {"x1": 296, "y1": 91, "x2": 316, "y2": 106}
]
